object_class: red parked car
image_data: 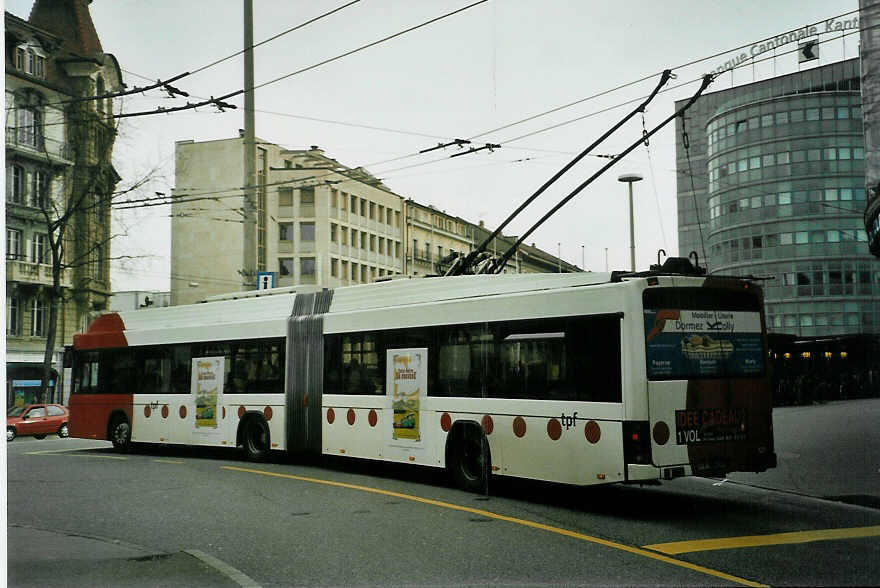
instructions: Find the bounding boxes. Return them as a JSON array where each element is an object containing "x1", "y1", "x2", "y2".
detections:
[{"x1": 7, "y1": 404, "x2": 69, "y2": 441}]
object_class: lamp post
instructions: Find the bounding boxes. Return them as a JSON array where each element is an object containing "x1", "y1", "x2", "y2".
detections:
[{"x1": 618, "y1": 173, "x2": 643, "y2": 272}]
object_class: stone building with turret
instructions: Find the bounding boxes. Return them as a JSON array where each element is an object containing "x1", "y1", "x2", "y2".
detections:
[{"x1": 5, "y1": 0, "x2": 122, "y2": 405}]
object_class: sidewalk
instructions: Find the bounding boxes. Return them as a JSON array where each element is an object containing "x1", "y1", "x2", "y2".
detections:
[{"x1": 7, "y1": 526, "x2": 251, "y2": 587}]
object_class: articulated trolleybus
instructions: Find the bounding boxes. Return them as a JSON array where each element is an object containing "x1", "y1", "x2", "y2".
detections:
[{"x1": 69, "y1": 258, "x2": 776, "y2": 491}]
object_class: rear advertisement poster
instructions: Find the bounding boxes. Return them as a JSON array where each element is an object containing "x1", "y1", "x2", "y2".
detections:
[{"x1": 644, "y1": 309, "x2": 763, "y2": 379}]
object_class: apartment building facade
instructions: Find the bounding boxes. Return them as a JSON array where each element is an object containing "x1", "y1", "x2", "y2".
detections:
[{"x1": 5, "y1": 3, "x2": 121, "y2": 405}]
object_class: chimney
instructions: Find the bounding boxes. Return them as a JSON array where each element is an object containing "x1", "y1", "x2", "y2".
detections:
[{"x1": 479, "y1": 220, "x2": 485, "y2": 228}]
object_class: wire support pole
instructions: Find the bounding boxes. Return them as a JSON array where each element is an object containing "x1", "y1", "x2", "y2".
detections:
[
  {"x1": 489, "y1": 74, "x2": 714, "y2": 274},
  {"x1": 242, "y1": 0, "x2": 257, "y2": 290},
  {"x1": 448, "y1": 69, "x2": 673, "y2": 277}
]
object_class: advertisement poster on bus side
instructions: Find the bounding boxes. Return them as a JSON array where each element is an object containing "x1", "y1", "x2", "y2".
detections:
[
  {"x1": 643, "y1": 309, "x2": 764, "y2": 379},
  {"x1": 191, "y1": 356, "x2": 224, "y2": 433},
  {"x1": 386, "y1": 348, "x2": 427, "y2": 445}
]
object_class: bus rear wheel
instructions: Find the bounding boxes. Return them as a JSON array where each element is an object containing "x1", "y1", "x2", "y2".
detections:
[
  {"x1": 241, "y1": 417, "x2": 270, "y2": 462},
  {"x1": 109, "y1": 416, "x2": 131, "y2": 452},
  {"x1": 447, "y1": 424, "x2": 490, "y2": 494}
]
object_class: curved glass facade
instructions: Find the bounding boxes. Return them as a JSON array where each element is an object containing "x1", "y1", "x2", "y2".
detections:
[
  {"x1": 676, "y1": 59, "x2": 879, "y2": 338},
  {"x1": 704, "y1": 92, "x2": 876, "y2": 337}
]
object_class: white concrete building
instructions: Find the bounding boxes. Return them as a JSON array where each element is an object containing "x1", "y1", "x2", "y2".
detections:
[{"x1": 171, "y1": 138, "x2": 406, "y2": 305}]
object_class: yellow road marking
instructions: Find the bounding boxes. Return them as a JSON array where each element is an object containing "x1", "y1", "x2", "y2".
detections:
[
  {"x1": 644, "y1": 526, "x2": 880, "y2": 555},
  {"x1": 222, "y1": 465, "x2": 765, "y2": 587},
  {"x1": 25, "y1": 449, "x2": 127, "y2": 460},
  {"x1": 24, "y1": 448, "x2": 90, "y2": 455},
  {"x1": 154, "y1": 459, "x2": 185, "y2": 464}
]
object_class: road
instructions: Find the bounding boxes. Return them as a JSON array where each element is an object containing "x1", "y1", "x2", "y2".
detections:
[{"x1": 6, "y1": 400, "x2": 880, "y2": 586}]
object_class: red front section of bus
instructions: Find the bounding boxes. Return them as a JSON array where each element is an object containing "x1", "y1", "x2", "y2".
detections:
[
  {"x1": 69, "y1": 313, "x2": 132, "y2": 441},
  {"x1": 69, "y1": 394, "x2": 133, "y2": 440}
]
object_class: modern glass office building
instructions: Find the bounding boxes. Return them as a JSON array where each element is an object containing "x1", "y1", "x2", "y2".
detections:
[{"x1": 675, "y1": 58, "x2": 878, "y2": 339}]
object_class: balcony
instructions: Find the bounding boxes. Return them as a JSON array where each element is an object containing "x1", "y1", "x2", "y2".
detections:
[
  {"x1": 5, "y1": 128, "x2": 73, "y2": 164},
  {"x1": 6, "y1": 258, "x2": 71, "y2": 289}
]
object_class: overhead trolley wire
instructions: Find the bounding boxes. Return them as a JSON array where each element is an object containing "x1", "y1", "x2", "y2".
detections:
[{"x1": 111, "y1": 12, "x2": 863, "y2": 212}]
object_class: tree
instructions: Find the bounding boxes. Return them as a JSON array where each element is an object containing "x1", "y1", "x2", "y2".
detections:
[{"x1": 32, "y1": 98, "x2": 154, "y2": 403}]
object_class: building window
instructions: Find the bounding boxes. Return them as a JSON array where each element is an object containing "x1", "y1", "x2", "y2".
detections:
[
  {"x1": 331, "y1": 258, "x2": 338, "y2": 277},
  {"x1": 15, "y1": 45, "x2": 45, "y2": 78},
  {"x1": 95, "y1": 77, "x2": 105, "y2": 113},
  {"x1": 370, "y1": 234, "x2": 376, "y2": 252},
  {"x1": 350, "y1": 196, "x2": 358, "y2": 214},
  {"x1": 27, "y1": 49, "x2": 45, "y2": 78},
  {"x1": 330, "y1": 223, "x2": 338, "y2": 242},
  {"x1": 9, "y1": 165, "x2": 25, "y2": 204},
  {"x1": 360, "y1": 231, "x2": 367, "y2": 249},
  {"x1": 7, "y1": 296, "x2": 20, "y2": 336},
  {"x1": 32, "y1": 171, "x2": 48, "y2": 208},
  {"x1": 369, "y1": 202, "x2": 375, "y2": 220},
  {"x1": 92, "y1": 244, "x2": 103, "y2": 279},
  {"x1": 300, "y1": 222, "x2": 315, "y2": 242},
  {"x1": 279, "y1": 258, "x2": 294, "y2": 276},
  {"x1": 301, "y1": 257, "x2": 316, "y2": 276},
  {"x1": 16, "y1": 106, "x2": 42, "y2": 147},
  {"x1": 32, "y1": 297, "x2": 47, "y2": 337},
  {"x1": 360, "y1": 199, "x2": 366, "y2": 217},
  {"x1": 279, "y1": 223, "x2": 293, "y2": 241},
  {"x1": 32, "y1": 233, "x2": 47, "y2": 264},
  {"x1": 278, "y1": 188, "x2": 293, "y2": 207},
  {"x1": 330, "y1": 189, "x2": 338, "y2": 208},
  {"x1": 300, "y1": 187, "x2": 315, "y2": 206},
  {"x1": 6, "y1": 229, "x2": 22, "y2": 260}
]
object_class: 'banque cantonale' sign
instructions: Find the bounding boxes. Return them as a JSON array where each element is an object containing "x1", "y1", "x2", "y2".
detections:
[{"x1": 709, "y1": 16, "x2": 859, "y2": 76}]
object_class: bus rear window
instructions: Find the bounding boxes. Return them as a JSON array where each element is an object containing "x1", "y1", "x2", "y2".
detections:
[{"x1": 643, "y1": 287, "x2": 764, "y2": 380}]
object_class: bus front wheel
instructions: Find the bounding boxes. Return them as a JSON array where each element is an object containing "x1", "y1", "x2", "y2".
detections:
[
  {"x1": 240, "y1": 417, "x2": 270, "y2": 462},
  {"x1": 447, "y1": 424, "x2": 491, "y2": 494},
  {"x1": 109, "y1": 416, "x2": 131, "y2": 452}
]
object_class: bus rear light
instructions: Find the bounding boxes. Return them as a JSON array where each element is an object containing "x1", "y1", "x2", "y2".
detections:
[
  {"x1": 647, "y1": 277, "x2": 659, "y2": 286},
  {"x1": 623, "y1": 421, "x2": 652, "y2": 465},
  {"x1": 597, "y1": 473, "x2": 606, "y2": 480}
]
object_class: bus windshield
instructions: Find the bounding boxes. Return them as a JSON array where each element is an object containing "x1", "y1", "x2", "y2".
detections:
[{"x1": 643, "y1": 287, "x2": 764, "y2": 380}]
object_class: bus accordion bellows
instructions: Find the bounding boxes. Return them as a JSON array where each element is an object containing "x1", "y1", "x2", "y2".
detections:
[{"x1": 68, "y1": 257, "x2": 776, "y2": 491}]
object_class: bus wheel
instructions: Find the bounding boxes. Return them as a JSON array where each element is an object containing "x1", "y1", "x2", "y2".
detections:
[
  {"x1": 241, "y1": 417, "x2": 270, "y2": 462},
  {"x1": 447, "y1": 424, "x2": 491, "y2": 494},
  {"x1": 109, "y1": 416, "x2": 131, "y2": 452}
]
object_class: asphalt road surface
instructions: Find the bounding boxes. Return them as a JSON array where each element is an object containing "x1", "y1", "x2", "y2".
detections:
[{"x1": 6, "y1": 399, "x2": 880, "y2": 587}]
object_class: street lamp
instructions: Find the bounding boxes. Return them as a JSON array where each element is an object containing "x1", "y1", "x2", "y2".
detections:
[{"x1": 618, "y1": 173, "x2": 643, "y2": 272}]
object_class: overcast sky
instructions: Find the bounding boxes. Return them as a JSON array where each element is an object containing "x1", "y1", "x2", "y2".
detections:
[{"x1": 6, "y1": 0, "x2": 860, "y2": 291}]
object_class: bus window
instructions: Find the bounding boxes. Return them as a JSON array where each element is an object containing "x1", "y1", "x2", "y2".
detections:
[
  {"x1": 142, "y1": 349, "x2": 173, "y2": 394},
  {"x1": 435, "y1": 323, "x2": 485, "y2": 398},
  {"x1": 73, "y1": 351, "x2": 100, "y2": 394}
]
